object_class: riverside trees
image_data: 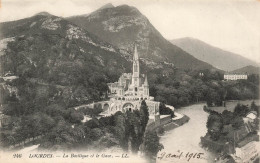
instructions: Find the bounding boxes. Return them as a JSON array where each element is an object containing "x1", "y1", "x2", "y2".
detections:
[
  {"x1": 202, "y1": 102, "x2": 259, "y2": 151},
  {"x1": 38, "y1": 100, "x2": 150, "y2": 152}
]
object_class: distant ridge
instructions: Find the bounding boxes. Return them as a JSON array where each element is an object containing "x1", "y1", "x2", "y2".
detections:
[
  {"x1": 170, "y1": 37, "x2": 259, "y2": 71},
  {"x1": 231, "y1": 65, "x2": 260, "y2": 75}
]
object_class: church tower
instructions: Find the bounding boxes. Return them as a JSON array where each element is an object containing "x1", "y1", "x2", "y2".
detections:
[{"x1": 132, "y1": 45, "x2": 140, "y2": 88}]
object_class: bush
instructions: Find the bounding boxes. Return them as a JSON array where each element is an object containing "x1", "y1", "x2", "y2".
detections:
[
  {"x1": 85, "y1": 118, "x2": 100, "y2": 129},
  {"x1": 69, "y1": 110, "x2": 84, "y2": 124},
  {"x1": 159, "y1": 103, "x2": 174, "y2": 118},
  {"x1": 234, "y1": 104, "x2": 250, "y2": 117},
  {"x1": 157, "y1": 127, "x2": 165, "y2": 135},
  {"x1": 89, "y1": 128, "x2": 103, "y2": 141}
]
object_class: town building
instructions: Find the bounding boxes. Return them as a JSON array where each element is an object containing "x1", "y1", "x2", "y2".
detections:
[{"x1": 224, "y1": 73, "x2": 248, "y2": 81}]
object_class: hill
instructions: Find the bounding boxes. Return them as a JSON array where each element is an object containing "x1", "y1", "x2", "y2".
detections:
[
  {"x1": 231, "y1": 65, "x2": 260, "y2": 75},
  {"x1": 66, "y1": 4, "x2": 215, "y2": 70},
  {"x1": 170, "y1": 37, "x2": 259, "y2": 71},
  {"x1": 0, "y1": 12, "x2": 131, "y2": 106}
]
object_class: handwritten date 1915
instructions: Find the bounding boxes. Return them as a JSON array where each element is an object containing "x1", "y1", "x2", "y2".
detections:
[{"x1": 158, "y1": 151, "x2": 204, "y2": 162}]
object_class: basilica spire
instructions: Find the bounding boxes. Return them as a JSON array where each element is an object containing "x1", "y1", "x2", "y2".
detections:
[
  {"x1": 132, "y1": 44, "x2": 140, "y2": 86},
  {"x1": 134, "y1": 44, "x2": 138, "y2": 61}
]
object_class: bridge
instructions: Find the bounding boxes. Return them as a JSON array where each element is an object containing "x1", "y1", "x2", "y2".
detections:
[{"x1": 74, "y1": 99, "x2": 162, "y2": 116}]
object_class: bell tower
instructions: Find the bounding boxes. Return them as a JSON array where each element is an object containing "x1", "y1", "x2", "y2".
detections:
[{"x1": 132, "y1": 44, "x2": 140, "y2": 87}]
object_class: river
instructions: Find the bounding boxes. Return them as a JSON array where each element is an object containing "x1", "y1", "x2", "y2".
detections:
[
  {"x1": 157, "y1": 103, "x2": 216, "y2": 163},
  {"x1": 157, "y1": 100, "x2": 260, "y2": 163}
]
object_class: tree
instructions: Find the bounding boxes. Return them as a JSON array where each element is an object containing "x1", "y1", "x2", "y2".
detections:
[
  {"x1": 113, "y1": 113, "x2": 127, "y2": 149},
  {"x1": 234, "y1": 104, "x2": 250, "y2": 117},
  {"x1": 251, "y1": 101, "x2": 259, "y2": 116},
  {"x1": 99, "y1": 115, "x2": 115, "y2": 127},
  {"x1": 206, "y1": 112, "x2": 223, "y2": 141},
  {"x1": 84, "y1": 106, "x2": 103, "y2": 117},
  {"x1": 222, "y1": 110, "x2": 233, "y2": 125},
  {"x1": 40, "y1": 113, "x2": 56, "y2": 134},
  {"x1": 126, "y1": 110, "x2": 142, "y2": 153},
  {"x1": 159, "y1": 103, "x2": 174, "y2": 118},
  {"x1": 140, "y1": 100, "x2": 149, "y2": 132},
  {"x1": 85, "y1": 118, "x2": 100, "y2": 129},
  {"x1": 231, "y1": 115, "x2": 244, "y2": 129},
  {"x1": 206, "y1": 89, "x2": 221, "y2": 106},
  {"x1": 69, "y1": 110, "x2": 84, "y2": 124},
  {"x1": 89, "y1": 128, "x2": 103, "y2": 141},
  {"x1": 143, "y1": 131, "x2": 164, "y2": 160}
]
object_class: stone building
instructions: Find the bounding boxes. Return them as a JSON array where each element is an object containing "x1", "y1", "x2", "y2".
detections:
[
  {"x1": 105, "y1": 45, "x2": 162, "y2": 115},
  {"x1": 107, "y1": 45, "x2": 152, "y2": 101},
  {"x1": 224, "y1": 73, "x2": 248, "y2": 80}
]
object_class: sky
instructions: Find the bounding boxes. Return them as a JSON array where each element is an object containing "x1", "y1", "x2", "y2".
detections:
[{"x1": 0, "y1": 0, "x2": 260, "y2": 63}]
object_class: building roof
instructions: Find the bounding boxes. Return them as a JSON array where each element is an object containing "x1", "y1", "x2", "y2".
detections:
[
  {"x1": 246, "y1": 111, "x2": 257, "y2": 120},
  {"x1": 224, "y1": 73, "x2": 248, "y2": 75},
  {"x1": 247, "y1": 111, "x2": 257, "y2": 115}
]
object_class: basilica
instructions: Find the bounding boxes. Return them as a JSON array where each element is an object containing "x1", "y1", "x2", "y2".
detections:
[{"x1": 107, "y1": 45, "x2": 153, "y2": 101}]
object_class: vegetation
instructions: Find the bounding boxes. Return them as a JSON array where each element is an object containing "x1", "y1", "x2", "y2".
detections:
[
  {"x1": 0, "y1": 100, "x2": 150, "y2": 153},
  {"x1": 202, "y1": 102, "x2": 259, "y2": 151},
  {"x1": 149, "y1": 68, "x2": 259, "y2": 107},
  {"x1": 143, "y1": 131, "x2": 164, "y2": 160},
  {"x1": 159, "y1": 103, "x2": 174, "y2": 118},
  {"x1": 78, "y1": 104, "x2": 103, "y2": 117}
]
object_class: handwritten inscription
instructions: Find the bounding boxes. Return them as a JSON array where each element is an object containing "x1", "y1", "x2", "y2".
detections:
[{"x1": 158, "y1": 151, "x2": 205, "y2": 162}]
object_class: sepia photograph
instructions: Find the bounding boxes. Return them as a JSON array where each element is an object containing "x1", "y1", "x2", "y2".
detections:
[{"x1": 0, "y1": 0, "x2": 259, "y2": 162}]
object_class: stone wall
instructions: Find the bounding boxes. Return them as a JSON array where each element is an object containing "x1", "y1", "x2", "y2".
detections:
[{"x1": 160, "y1": 115, "x2": 172, "y2": 126}]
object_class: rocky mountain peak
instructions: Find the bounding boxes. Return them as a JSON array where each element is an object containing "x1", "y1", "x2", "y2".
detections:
[
  {"x1": 98, "y1": 3, "x2": 115, "y2": 10},
  {"x1": 66, "y1": 4, "x2": 216, "y2": 70},
  {"x1": 34, "y1": 12, "x2": 53, "y2": 17}
]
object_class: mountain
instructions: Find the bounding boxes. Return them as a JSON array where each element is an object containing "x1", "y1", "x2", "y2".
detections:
[
  {"x1": 231, "y1": 65, "x2": 260, "y2": 75},
  {"x1": 66, "y1": 4, "x2": 215, "y2": 70},
  {"x1": 0, "y1": 12, "x2": 131, "y2": 105},
  {"x1": 170, "y1": 37, "x2": 259, "y2": 71},
  {"x1": 0, "y1": 12, "x2": 131, "y2": 75},
  {"x1": 98, "y1": 3, "x2": 115, "y2": 10}
]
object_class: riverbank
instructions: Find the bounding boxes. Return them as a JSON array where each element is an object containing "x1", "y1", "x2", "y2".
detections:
[
  {"x1": 157, "y1": 103, "x2": 217, "y2": 163},
  {"x1": 207, "y1": 99, "x2": 260, "y2": 113},
  {"x1": 201, "y1": 100, "x2": 260, "y2": 163},
  {"x1": 161, "y1": 114, "x2": 190, "y2": 132}
]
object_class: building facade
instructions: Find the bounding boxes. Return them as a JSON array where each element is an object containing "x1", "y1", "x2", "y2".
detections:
[
  {"x1": 105, "y1": 45, "x2": 164, "y2": 115},
  {"x1": 108, "y1": 45, "x2": 152, "y2": 101},
  {"x1": 224, "y1": 74, "x2": 248, "y2": 81}
]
